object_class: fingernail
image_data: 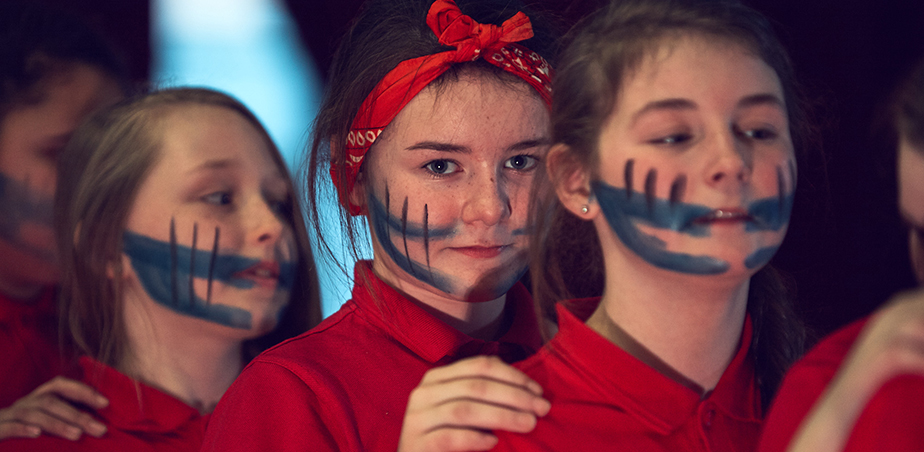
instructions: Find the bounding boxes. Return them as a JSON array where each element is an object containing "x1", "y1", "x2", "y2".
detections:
[
  {"x1": 535, "y1": 397, "x2": 551, "y2": 416},
  {"x1": 96, "y1": 395, "x2": 109, "y2": 407},
  {"x1": 89, "y1": 422, "x2": 107, "y2": 437},
  {"x1": 526, "y1": 380, "x2": 543, "y2": 395},
  {"x1": 26, "y1": 426, "x2": 41, "y2": 438},
  {"x1": 66, "y1": 427, "x2": 81, "y2": 441}
]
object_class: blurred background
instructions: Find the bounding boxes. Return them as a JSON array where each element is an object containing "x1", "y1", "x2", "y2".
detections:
[{"x1": 24, "y1": 0, "x2": 924, "y2": 340}]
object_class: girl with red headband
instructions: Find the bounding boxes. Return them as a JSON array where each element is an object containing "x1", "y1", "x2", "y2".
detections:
[
  {"x1": 203, "y1": 0, "x2": 556, "y2": 451},
  {"x1": 489, "y1": 0, "x2": 808, "y2": 450}
]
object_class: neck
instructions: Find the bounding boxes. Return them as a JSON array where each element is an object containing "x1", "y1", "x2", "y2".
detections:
[
  {"x1": 371, "y1": 260, "x2": 509, "y2": 341},
  {"x1": 120, "y1": 292, "x2": 243, "y2": 414},
  {"x1": 590, "y1": 251, "x2": 749, "y2": 393}
]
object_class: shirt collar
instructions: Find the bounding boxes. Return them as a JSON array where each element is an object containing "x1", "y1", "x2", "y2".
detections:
[
  {"x1": 350, "y1": 261, "x2": 542, "y2": 364},
  {"x1": 551, "y1": 298, "x2": 760, "y2": 434},
  {"x1": 79, "y1": 357, "x2": 205, "y2": 434}
]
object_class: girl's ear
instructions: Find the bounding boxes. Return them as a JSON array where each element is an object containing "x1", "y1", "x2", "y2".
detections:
[
  {"x1": 348, "y1": 168, "x2": 368, "y2": 215},
  {"x1": 546, "y1": 144, "x2": 597, "y2": 219}
]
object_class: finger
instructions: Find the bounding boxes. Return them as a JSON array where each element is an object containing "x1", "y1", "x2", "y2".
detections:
[
  {"x1": 0, "y1": 421, "x2": 41, "y2": 440},
  {"x1": 417, "y1": 428, "x2": 499, "y2": 452},
  {"x1": 29, "y1": 395, "x2": 107, "y2": 438},
  {"x1": 427, "y1": 398, "x2": 539, "y2": 434},
  {"x1": 420, "y1": 357, "x2": 543, "y2": 395},
  {"x1": 12, "y1": 408, "x2": 83, "y2": 441},
  {"x1": 412, "y1": 376, "x2": 550, "y2": 416},
  {"x1": 38, "y1": 377, "x2": 108, "y2": 409}
]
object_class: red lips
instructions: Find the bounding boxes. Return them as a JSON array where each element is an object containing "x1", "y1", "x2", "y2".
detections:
[
  {"x1": 449, "y1": 245, "x2": 510, "y2": 259},
  {"x1": 233, "y1": 261, "x2": 280, "y2": 289}
]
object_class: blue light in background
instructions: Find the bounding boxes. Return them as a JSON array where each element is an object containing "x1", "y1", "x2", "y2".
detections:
[{"x1": 151, "y1": 0, "x2": 360, "y2": 317}]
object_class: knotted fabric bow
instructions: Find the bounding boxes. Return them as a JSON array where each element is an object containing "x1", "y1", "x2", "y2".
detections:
[{"x1": 332, "y1": 0, "x2": 553, "y2": 215}]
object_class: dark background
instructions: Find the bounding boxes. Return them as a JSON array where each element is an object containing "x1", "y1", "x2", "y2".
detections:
[{"x1": 30, "y1": 0, "x2": 924, "y2": 340}]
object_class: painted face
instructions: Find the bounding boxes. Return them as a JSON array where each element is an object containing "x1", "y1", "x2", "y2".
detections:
[
  {"x1": 360, "y1": 72, "x2": 549, "y2": 302},
  {"x1": 898, "y1": 139, "x2": 924, "y2": 284},
  {"x1": 0, "y1": 64, "x2": 122, "y2": 298},
  {"x1": 121, "y1": 105, "x2": 296, "y2": 336},
  {"x1": 590, "y1": 36, "x2": 795, "y2": 278}
]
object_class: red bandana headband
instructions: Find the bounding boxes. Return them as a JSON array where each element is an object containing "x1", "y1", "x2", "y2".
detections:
[{"x1": 332, "y1": 0, "x2": 553, "y2": 215}]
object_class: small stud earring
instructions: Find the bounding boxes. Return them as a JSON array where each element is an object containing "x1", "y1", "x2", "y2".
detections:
[{"x1": 581, "y1": 205, "x2": 589, "y2": 214}]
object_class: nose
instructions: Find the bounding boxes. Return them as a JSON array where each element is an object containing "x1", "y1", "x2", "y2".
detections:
[
  {"x1": 461, "y1": 171, "x2": 511, "y2": 226},
  {"x1": 247, "y1": 197, "x2": 287, "y2": 246},
  {"x1": 705, "y1": 130, "x2": 752, "y2": 190}
]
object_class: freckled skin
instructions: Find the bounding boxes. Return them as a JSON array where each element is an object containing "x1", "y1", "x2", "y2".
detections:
[{"x1": 360, "y1": 72, "x2": 549, "y2": 305}]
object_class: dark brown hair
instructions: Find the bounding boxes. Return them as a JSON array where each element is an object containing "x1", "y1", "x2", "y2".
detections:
[
  {"x1": 303, "y1": 0, "x2": 558, "y2": 290},
  {"x1": 895, "y1": 57, "x2": 924, "y2": 149},
  {"x1": 56, "y1": 88, "x2": 321, "y2": 367},
  {"x1": 0, "y1": 1, "x2": 127, "y2": 120},
  {"x1": 530, "y1": 0, "x2": 806, "y2": 407}
]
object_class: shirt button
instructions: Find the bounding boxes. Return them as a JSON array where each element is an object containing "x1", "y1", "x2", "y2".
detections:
[{"x1": 702, "y1": 407, "x2": 715, "y2": 429}]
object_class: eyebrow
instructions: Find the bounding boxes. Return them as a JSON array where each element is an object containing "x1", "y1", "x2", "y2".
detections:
[
  {"x1": 406, "y1": 138, "x2": 550, "y2": 154},
  {"x1": 630, "y1": 93, "x2": 786, "y2": 126},
  {"x1": 630, "y1": 99, "x2": 697, "y2": 125},
  {"x1": 188, "y1": 158, "x2": 240, "y2": 173},
  {"x1": 737, "y1": 93, "x2": 786, "y2": 110}
]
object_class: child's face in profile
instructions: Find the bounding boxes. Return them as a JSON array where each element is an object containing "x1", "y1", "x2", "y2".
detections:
[
  {"x1": 589, "y1": 35, "x2": 796, "y2": 279},
  {"x1": 120, "y1": 105, "x2": 296, "y2": 337},
  {"x1": 0, "y1": 64, "x2": 121, "y2": 297}
]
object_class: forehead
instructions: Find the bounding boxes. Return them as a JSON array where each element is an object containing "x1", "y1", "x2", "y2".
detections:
[
  {"x1": 899, "y1": 139, "x2": 924, "y2": 225},
  {"x1": 379, "y1": 72, "x2": 549, "y2": 149},
  {"x1": 616, "y1": 34, "x2": 783, "y2": 112},
  {"x1": 157, "y1": 104, "x2": 279, "y2": 173}
]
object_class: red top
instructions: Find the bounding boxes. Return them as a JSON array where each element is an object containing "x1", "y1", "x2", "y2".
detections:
[
  {"x1": 5, "y1": 356, "x2": 208, "y2": 451},
  {"x1": 758, "y1": 317, "x2": 924, "y2": 452},
  {"x1": 0, "y1": 287, "x2": 71, "y2": 408},
  {"x1": 492, "y1": 299, "x2": 763, "y2": 452},
  {"x1": 201, "y1": 261, "x2": 542, "y2": 452}
]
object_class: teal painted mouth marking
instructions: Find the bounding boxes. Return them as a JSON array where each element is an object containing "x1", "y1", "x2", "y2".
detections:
[
  {"x1": 368, "y1": 186, "x2": 525, "y2": 299},
  {"x1": 122, "y1": 222, "x2": 295, "y2": 329},
  {"x1": 591, "y1": 160, "x2": 794, "y2": 275},
  {"x1": 0, "y1": 171, "x2": 56, "y2": 262}
]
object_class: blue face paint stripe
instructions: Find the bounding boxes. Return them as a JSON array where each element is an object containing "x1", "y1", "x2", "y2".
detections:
[
  {"x1": 122, "y1": 230, "x2": 296, "y2": 329},
  {"x1": 368, "y1": 192, "x2": 455, "y2": 293},
  {"x1": 170, "y1": 218, "x2": 179, "y2": 307},
  {"x1": 189, "y1": 223, "x2": 198, "y2": 307},
  {"x1": 423, "y1": 204, "x2": 431, "y2": 273},
  {"x1": 624, "y1": 159, "x2": 634, "y2": 197},
  {"x1": 745, "y1": 245, "x2": 780, "y2": 269},
  {"x1": 645, "y1": 168, "x2": 657, "y2": 213},
  {"x1": 401, "y1": 196, "x2": 415, "y2": 277},
  {"x1": 593, "y1": 180, "x2": 730, "y2": 275},
  {"x1": 669, "y1": 174, "x2": 686, "y2": 207},
  {"x1": 207, "y1": 226, "x2": 219, "y2": 304},
  {"x1": 0, "y1": 172, "x2": 56, "y2": 262},
  {"x1": 745, "y1": 191, "x2": 795, "y2": 232}
]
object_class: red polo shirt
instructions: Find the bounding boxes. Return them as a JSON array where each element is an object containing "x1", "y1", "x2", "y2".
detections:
[
  {"x1": 492, "y1": 298, "x2": 762, "y2": 452},
  {"x1": 5, "y1": 356, "x2": 208, "y2": 451},
  {"x1": 202, "y1": 261, "x2": 542, "y2": 452},
  {"x1": 758, "y1": 318, "x2": 924, "y2": 452},
  {"x1": 0, "y1": 287, "x2": 71, "y2": 408}
]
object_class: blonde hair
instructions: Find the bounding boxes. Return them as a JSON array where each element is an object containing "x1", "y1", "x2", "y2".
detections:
[{"x1": 56, "y1": 87, "x2": 321, "y2": 367}]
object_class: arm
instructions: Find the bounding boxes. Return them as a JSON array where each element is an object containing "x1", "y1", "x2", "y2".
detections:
[
  {"x1": 398, "y1": 356, "x2": 550, "y2": 452},
  {"x1": 786, "y1": 289, "x2": 924, "y2": 452},
  {"x1": 0, "y1": 376, "x2": 108, "y2": 441}
]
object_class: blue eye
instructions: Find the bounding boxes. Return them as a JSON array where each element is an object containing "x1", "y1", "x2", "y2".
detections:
[
  {"x1": 202, "y1": 192, "x2": 232, "y2": 206},
  {"x1": 504, "y1": 155, "x2": 538, "y2": 171},
  {"x1": 424, "y1": 159, "x2": 459, "y2": 175}
]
